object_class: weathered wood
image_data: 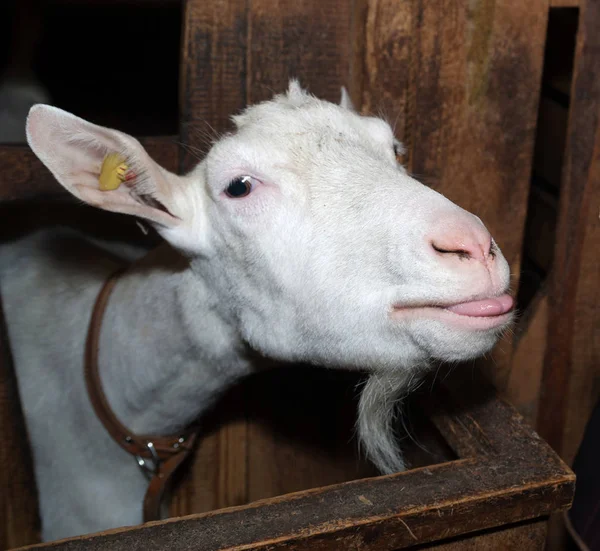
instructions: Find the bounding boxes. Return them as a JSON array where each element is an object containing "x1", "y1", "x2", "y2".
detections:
[
  {"x1": 14, "y1": 384, "x2": 574, "y2": 551},
  {"x1": 0, "y1": 138, "x2": 179, "y2": 203},
  {"x1": 363, "y1": 0, "x2": 548, "y2": 393},
  {"x1": 0, "y1": 295, "x2": 40, "y2": 549},
  {"x1": 507, "y1": 290, "x2": 549, "y2": 425},
  {"x1": 362, "y1": 0, "x2": 414, "y2": 154},
  {"x1": 246, "y1": 0, "x2": 358, "y2": 105},
  {"x1": 412, "y1": 0, "x2": 547, "y2": 382},
  {"x1": 244, "y1": 370, "x2": 378, "y2": 503},
  {"x1": 538, "y1": 0, "x2": 600, "y2": 466},
  {"x1": 240, "y1": 0, "x2": 372, "y2": 508},
  {"x1": 171, "y1": 0, "x2": 250, "y2": 516},
  {"x1": 407, "y1": 518, "x2": 548, "y2": 550},
  {"x1": 178, "y1": 0, "x2": 248, "y2": 173}
]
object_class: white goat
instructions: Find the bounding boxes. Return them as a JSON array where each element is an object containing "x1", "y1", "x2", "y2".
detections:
[{"x1": 0, "y1": 82, "x2": 513, "y2": 541}]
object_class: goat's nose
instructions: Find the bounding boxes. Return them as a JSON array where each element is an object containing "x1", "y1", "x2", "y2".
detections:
[{"x1": 429, "y1": 225, "x2": 492, "y2": 262}]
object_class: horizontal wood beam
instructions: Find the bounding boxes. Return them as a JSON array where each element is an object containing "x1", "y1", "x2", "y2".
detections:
[{"x1": 18, "y1": 383, "x2": 574, "y2": 551}]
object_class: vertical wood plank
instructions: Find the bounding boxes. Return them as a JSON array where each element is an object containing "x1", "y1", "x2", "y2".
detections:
[
  {"x1": 179, "y1": 0, "x2": 249, "y2": 173},
  {"x1": 244, "y1": 0, "x2": 370, "y2": 504},
  {"x1": 507, "y1": 290, "x2": 549, "y2": 425},
  {"x1": 0, "y1": 294, "x2": 40, "y2": 548},
  {"x1": 538, "y1": 0, "x2": 600, "y2": 466},
  {"x1": 362, "y1": 0, "x2": 414, "y2": 152},
  {"x1": 172, "y1": 0, "x2": 250, "y2": 516},
  {"x1": 247, "y1": 0, "x2": 359, "y2": 104},
  {"x1": 413, "y1": 518, "x2": 548, "y2": 550},
  {"x1": 244, "y1": 370, "x2": 377, "y2": 503},
  {"x1": 405, "y1": 0, "x2": 548, "y2": 387},
  {"x1": 362, "y1": 0, "x2": 549, "y2": 393}
]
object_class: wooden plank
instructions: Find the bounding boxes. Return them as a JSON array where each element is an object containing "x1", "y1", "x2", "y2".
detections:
[
  {"x1": 13, "y1": 463, "x2": 567, "y2": 550},
  {"x1": 246, "y1": 0, "x2": 359, "y2": 104},
  {"x1": 362, "y1": 0, "x2": 414, "y2": 154},
  {"x1": 0, "y1": 294, "x2": 41, "y2": 548},
  {"x1": 172, "y1": 0, "x2": 250, "y2": 516},
  {"x1": 242, "y1": 0, "x2": 372, "y2": 510},
  {"x1": 178, "y1": 0, "x2": 248, "y2": 173},
  {"x1": 538, "y1": 0, "x2": 600, "y2": 466},
  {"x1": 14, "y1": 389, "x2": 574, "y2": 551},
  {"x1": 402, "y1": 0, "x2": 548, "y2": 389},
  {"x1": 0, "y1": 138, "x2": 179, "y2": 202},
  {"x1": 415, "y1": 518, "x2": 548, "y2": 550},
  {"x1": 243, "y1": 370, "x2": 378, "y2": 504},
  {"x1": 507, "y1": 290, "x2": 549, "y2": 425}
]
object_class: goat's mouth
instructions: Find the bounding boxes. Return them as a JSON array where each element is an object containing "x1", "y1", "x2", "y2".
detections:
[{"x1": 391, "y1": 294, "x2": 514, "y2": 330}]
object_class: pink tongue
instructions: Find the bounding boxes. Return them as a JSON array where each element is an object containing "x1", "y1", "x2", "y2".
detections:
[{"x1": 446, "y1": 294, "x2": 514, "y2": 317}]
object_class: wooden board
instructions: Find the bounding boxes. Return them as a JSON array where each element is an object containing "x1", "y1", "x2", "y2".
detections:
[
  {"x1": 174, "y1": 0, "x2": 250, "y2": 516},
  {"x1": 14, "y1": 381, "x2": 574, "y2": 551},
  {"x1": 538, "y1": 0, "x2": 600, "y2": 467},
  {"x1": 246, "y1": 0, "x2": 359, "y2": 104},
  {"x1": 362, "y1": 0, "x2": 549, "y2": 394},
  {"x1": 178, "y1": 0, "x2": 248, "y2": 174},
  {"x1": 173, "y1": 0, "x2": 373, "y2": 518}
]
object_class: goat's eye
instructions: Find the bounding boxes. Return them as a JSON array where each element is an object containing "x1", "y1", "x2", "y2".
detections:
[{"x1": 225, "y1": 176, "x2": 254, "y2": 198}]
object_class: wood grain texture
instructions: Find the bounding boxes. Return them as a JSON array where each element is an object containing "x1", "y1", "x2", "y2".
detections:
[
  {"x1": 14, "y1": 385, "x2": 574, "y2": 551},
  {"x1": 179, "y1": 0, "x2": 248, "y2": 173},
  {"x1": 408, "y1": 0, "x2": 547, "y2": 320},
  {"x1": 507, "y1": 290, "x2": 549, "y2": 425},
  {"x1": 0, "y1": 295, "x2": 40, "y2": 549},
  {"x1": 538, "y1": 0, "x2": 600, "y2": 466},
  {"x1": 363, "y1": 0, "x2": 414, "y2": 156},
  {"x1": 171, "y1": 0, "x2": 250, "y2": 516},
  {"x1": 362, "y1": 1, "x2": 548, "y2": 393},
  {"x1": 407, "y1": 518, "x2": 548, "y2": 550},
  {"x1": 241, "y1": 0, "x2": 373, "y2": 515},
  {"x1": 246, "y1": 0, "x2": 357, "y2": 105}
]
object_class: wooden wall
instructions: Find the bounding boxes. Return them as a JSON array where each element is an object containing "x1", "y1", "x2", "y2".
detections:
[
  {"x1": 0, "y1": 0, "x2": 597, "y2": 547},
  {"x1": 172, "y1": 0, "x2": 552, "y2": 517}
]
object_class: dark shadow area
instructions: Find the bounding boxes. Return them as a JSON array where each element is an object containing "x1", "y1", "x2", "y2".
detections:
[
  {"x1": 0, "y1": 0, "x2": 181, "y2": 141},
  {"x1": 517, "y1": 8, "x2": 578, "y2": 311}
]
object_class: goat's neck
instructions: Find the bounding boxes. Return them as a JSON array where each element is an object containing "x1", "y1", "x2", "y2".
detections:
[{"x1": 98, "y1": 244, "x2": 251, "y2": 436}]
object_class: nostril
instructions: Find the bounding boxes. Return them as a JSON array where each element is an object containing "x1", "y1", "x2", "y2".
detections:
[{"x1": 431, "y1": 241, "x2": 472, "y2": 260}]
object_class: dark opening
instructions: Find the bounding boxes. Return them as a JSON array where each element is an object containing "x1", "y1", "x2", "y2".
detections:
[
  {"x1": 0, "y1": 0, "x2": 182, "y2": 142},
  {"x1": 517, "y1": 8, "x2": 579, "y2": 311}
]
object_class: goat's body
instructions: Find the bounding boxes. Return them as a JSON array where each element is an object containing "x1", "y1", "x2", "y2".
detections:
[
  {"x1": 7, "y1": 83, "x2": 514, "y2": 540},
  {"x1": 0, "y1": 230, "x2": 149, "y2": 538},
  {"x1": 1, "y1": 230, "x2": 251, "y2": 539}
]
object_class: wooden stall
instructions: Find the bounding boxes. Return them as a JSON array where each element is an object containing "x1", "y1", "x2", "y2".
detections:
[{"x1": 1, "y1": 0, "x2": 597, "y2": 548}]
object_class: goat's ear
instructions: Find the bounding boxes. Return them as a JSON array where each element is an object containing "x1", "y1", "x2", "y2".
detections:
[
  {"x1": 26, "y1": 105, "x2": 183, "y2": 228},
  {"x1": 339, "y1": 86, "x2": 355, "y2": 111}
]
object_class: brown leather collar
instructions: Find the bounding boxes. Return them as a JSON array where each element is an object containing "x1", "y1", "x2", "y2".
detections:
[{"x1": 85, "y1": 271, "x2": 199, "y2": 523}]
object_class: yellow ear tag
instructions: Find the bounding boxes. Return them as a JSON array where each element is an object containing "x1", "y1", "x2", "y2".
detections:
[{"x1": 99, "y1": 153, "x2": 129, "y2": 191}]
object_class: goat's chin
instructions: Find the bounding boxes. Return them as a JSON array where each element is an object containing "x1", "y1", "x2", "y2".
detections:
[{"x1": 409, "y1": 314, "x2": 513, "y2": 362}]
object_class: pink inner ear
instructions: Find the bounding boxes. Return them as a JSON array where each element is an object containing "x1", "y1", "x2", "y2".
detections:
[{"x1": 75, "y1": 185, "x2": 180, "y2": 228}]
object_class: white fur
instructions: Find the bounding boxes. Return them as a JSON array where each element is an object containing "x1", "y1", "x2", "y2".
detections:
[{"x1": 0, "y1": 82, "x2": 512, "y2": 541}]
